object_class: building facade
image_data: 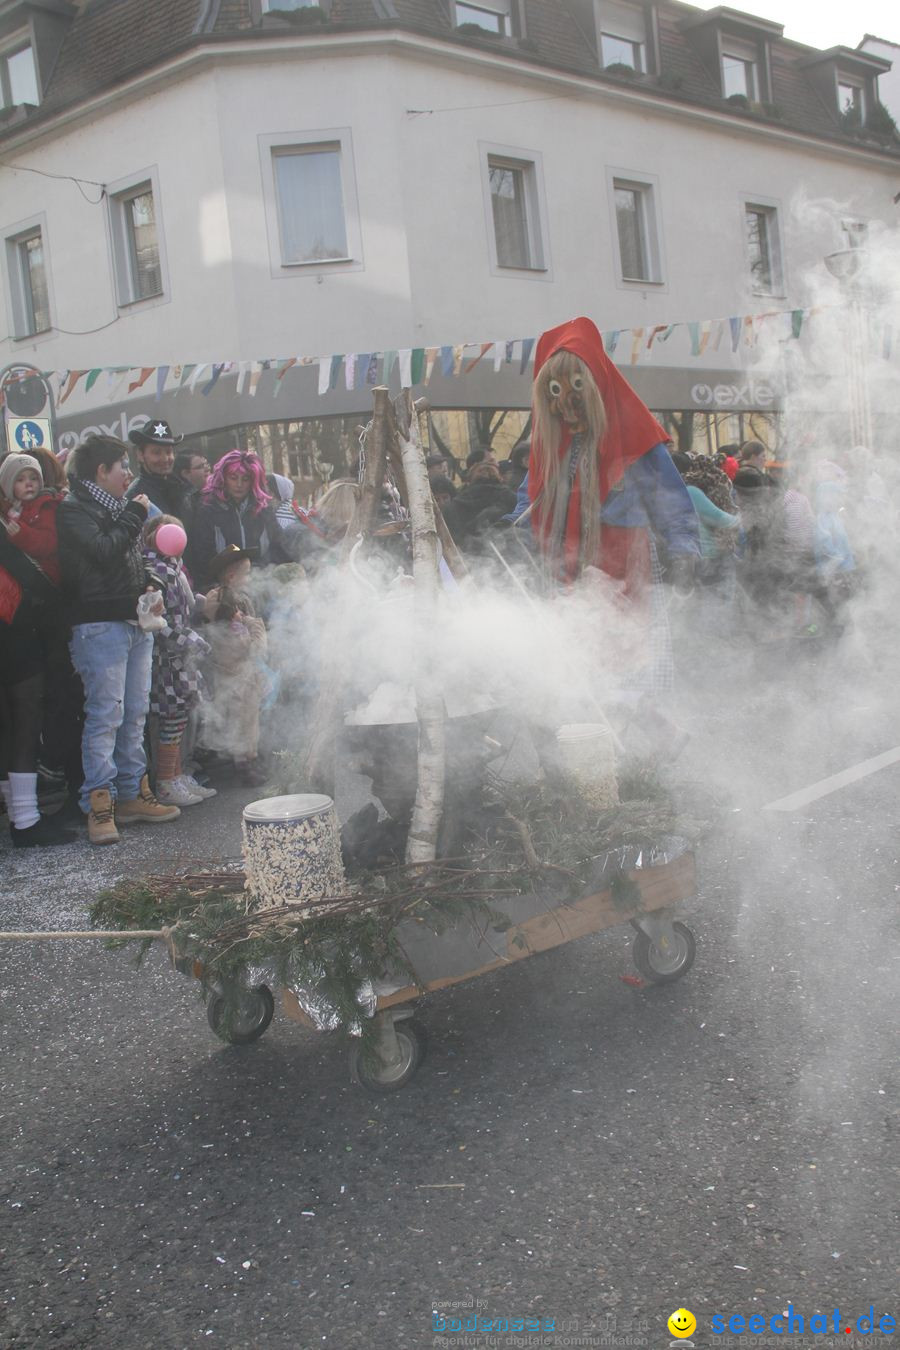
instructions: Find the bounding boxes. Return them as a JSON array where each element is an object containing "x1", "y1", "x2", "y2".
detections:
[{"x1": 1, "y1": 0, "x2": 898, "y2": 469}]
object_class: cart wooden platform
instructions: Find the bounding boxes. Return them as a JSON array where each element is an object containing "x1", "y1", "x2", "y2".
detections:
[{"x1": 197, "y1": 850, "x2": 698, "y2": 1093}]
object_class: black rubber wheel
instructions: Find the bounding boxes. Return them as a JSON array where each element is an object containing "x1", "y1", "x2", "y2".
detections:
[
  {"x1": 632, "y1": 921, "x2": 696, "y2": 984},
  {"x1": 206, "y1": 984, "x2": 275, "y2": 1044},
  {"x1": 350, "y1": 1018, "x2": 428, "y2": 1093}
]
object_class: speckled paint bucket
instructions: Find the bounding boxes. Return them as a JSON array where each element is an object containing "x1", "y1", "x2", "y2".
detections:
[{"x1": 242, "y1": 794, "x2": 345, "y2": 910}]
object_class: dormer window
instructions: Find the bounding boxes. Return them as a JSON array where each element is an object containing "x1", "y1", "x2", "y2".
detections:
[
  {"x1": 838, "y1": 77, "x2": 865, "y2": 126},
  {"x1": 1, "y1": 37, "x2": 39, "y2": 108},
  {"x1": 597, "y1": 1, "x2": 647, "y2": 72},
  {"x1": 454, "y1": 1, "x2": 512, "y2": 35},
  {"x1": 722, "y1": 39, "x2": 758, "y2": 100}
]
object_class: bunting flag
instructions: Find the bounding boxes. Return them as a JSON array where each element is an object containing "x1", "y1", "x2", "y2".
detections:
[
  {"x1": 463, "y1": 342, "x2": 492, "y2": 375},
  {"x1": 355, "y1": 353, "x2": 371, "y2": 390},
  {"x1": 698, "y1": 320, "x2": 712, "y2": 356},
  {"x1": 201, "y1": 363, "x2": 226, "y2": 397},
  {"x1": 59, "y1": 370, "x2": 88, "y2": 404},
  {"x1": 36, "y1": 303, "x2": 886, "y2": 415},
  {"x1": 128, "y1": 367, "x2": 155, "y2": 395}
]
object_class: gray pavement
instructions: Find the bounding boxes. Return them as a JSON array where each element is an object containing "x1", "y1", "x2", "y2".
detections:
[{"x1": 1, "y1": 630, "x2": 898, "y2": 1350}]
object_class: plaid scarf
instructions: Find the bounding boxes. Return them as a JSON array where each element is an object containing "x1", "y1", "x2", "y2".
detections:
[{"x1": 79, "y1": 478, "x2": 127, "y2": 519}]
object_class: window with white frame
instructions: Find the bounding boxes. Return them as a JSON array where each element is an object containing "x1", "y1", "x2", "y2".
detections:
[
  {"x1": 454, "y1": 1, "x2": 511, "y2": 35},
  {"x1": 4, "y1": 222, "x2": 51, "y2": 338},
  {"x1": 0, "y1": 36, "x2": 39, "y2": 108},
  {"x1": 722, "y1": 38, "x2": 758, "y2": 99},
  {"x1": 259, "y1": 129, "x2": 362, "y2": 276},
  {"x1": 273, "y1": 144, "x2": 348, "y2": 263},
  {"x1": 612, "y1": 177, "x2": 661, "y2": 283},
  {"x1": 745, "y1": 203, "x2": 782, "y2": 294},
  {"x1": 487, "y1": 156, "x2": 544, "y2": 269},
  {"x1": 596, "y1": 1, "x2": 646, "y2": 72},
  {"x1": 108, "y1": 178, "x2": 164, "y2": 305},
  {"x1": 838, "y1": 77, "x2": 865, "y2": 125}
]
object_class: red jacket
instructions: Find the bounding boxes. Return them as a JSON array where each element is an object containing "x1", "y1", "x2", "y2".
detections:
[{"x1": 6, "y1": 491, "x2": 62, "y2": 585}]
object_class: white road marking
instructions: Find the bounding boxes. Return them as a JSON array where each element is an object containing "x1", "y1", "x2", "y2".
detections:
[{"x1": 762, "y1": 746, "x2": 900, "y2": 813}]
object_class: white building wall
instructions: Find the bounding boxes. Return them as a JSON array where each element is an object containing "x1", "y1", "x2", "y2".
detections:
[{"x1": 1, "y1": 37, "x2": 898, "y2": 382}]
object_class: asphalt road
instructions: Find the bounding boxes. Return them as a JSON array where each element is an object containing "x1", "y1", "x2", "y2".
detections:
[{"x1": 1, "y1": 629, "x2": 898, "y2": 1350}]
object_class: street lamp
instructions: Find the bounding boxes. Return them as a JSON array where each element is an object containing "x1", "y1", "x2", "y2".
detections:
[{"x1": 823, "y1": 246, "x2": 871, "y2": 447}]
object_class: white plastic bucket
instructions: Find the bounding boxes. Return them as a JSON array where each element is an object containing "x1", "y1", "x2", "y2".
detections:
[
  {"x1": 555, "y1": 723, "x2": 618, "y2": 810},
  {"x1": 242, "y1": 793, "x2": 345, "y2": 910}
]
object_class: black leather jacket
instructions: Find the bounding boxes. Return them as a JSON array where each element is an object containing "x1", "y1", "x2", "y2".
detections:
[
  {"x1": 126, "y1": 469, "x2": 191, "y2": 520},
  {"x1": 57, "y1": 481, "x2": 150, "y2": 625}
]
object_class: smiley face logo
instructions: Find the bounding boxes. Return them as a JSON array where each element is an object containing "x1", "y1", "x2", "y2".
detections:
[{"x1": 668, "y1": 1308, "x2": 697, "y2": 1339}]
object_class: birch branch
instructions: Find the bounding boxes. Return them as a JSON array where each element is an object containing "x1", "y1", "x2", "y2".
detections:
[{"x1": 396, "y1": 391, "x2": 446, "y2": 867}]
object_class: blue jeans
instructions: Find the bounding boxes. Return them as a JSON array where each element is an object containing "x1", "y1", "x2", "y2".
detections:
[{"x1": 69, "y1": 622, "x2": 153, "y2": 813}]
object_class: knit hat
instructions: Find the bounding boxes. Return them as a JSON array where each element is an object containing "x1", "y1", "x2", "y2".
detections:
[{"x1": 0, "y1": 452, "x2": 43, "y2": 502}]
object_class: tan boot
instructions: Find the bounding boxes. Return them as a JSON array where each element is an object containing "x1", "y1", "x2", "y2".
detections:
[
  {"x1": 116, "y1": 774, "x2": 180, "y2": 825},
  {"x1": 88, "y1": 789, "x2": 120, "y2": 846}
]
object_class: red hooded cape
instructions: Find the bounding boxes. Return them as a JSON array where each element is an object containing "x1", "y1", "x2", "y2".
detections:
[{"x1": 528, "y1": 317, "x2": 667, "y2": 576}]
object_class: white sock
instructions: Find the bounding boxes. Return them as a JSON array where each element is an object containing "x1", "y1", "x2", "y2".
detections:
[
  {"x1": 0, "y1": 779, "x2": 10, "y2": 812},
  {"x1": 9, "y1": 772, "x2": 40, "y2": 830}
]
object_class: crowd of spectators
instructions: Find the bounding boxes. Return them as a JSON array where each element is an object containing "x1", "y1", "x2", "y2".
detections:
[{"x1": 0, "y1": 422, "x2": 882, "y2": 849}]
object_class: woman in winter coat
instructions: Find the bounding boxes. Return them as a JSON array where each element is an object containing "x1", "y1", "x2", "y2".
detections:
[
  {"x1": 189, "y1": 450, "x2": 289, "y2": 587},
  {"x1": 0, "y1": 454, "x2": 74, "y2": 846}
]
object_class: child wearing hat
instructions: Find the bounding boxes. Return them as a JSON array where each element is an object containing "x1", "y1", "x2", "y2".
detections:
[
  {"x1": 0, "y1": 453, "x2": 63, "y2": 584},
  {"x1": 199, "y1": 546, "x2": 268, "y2": 787}
]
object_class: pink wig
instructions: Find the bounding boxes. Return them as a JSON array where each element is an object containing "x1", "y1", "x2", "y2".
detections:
[{"x1": 203, "y1": 449, "x2": 272, "y2": 515}]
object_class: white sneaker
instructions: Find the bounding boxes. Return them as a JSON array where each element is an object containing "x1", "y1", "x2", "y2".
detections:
[
  {"x1": 178, "y1": 774, "x2": 217, "y2": 800},
  {"x1": 156, "y1": 778, "x2": 204, "y2": 806}
]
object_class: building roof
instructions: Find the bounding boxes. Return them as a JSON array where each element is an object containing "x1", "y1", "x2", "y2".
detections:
[{"x1": 2, "y1": 0, "x2": 898, "y2": 158}]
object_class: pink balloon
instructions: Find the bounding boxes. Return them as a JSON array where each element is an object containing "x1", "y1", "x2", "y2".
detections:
[{"x1": 155, "y1": 522, "x2": 187, "y2": 557}]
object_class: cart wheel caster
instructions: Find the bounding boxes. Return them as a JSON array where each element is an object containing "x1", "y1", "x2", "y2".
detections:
[
  {"x1": 632, "y1": 921, "x2": 696, "y2": 984},
  {"x1": 350, "y1": 1018, "x2": 428, "y2": 1093},
  {"x1": 207, "y1": 985, "x2": 275, "y2": 1044}
]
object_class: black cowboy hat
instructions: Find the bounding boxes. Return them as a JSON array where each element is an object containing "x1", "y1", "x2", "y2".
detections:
[
  {"x1": 130, "y1": 418, "x2": 184, "y2": 448},
  {"x1": 207, "y1": 544, "x2": 259, "y2": 580}
]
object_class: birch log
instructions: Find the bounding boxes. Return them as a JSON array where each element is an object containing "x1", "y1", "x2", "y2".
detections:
[
  {"x1": 300, "y1": 388, "x2": 391, "y2": 795},
  {"x1": 397, "y1": 392, "x2": 446, "y2": 867}
]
